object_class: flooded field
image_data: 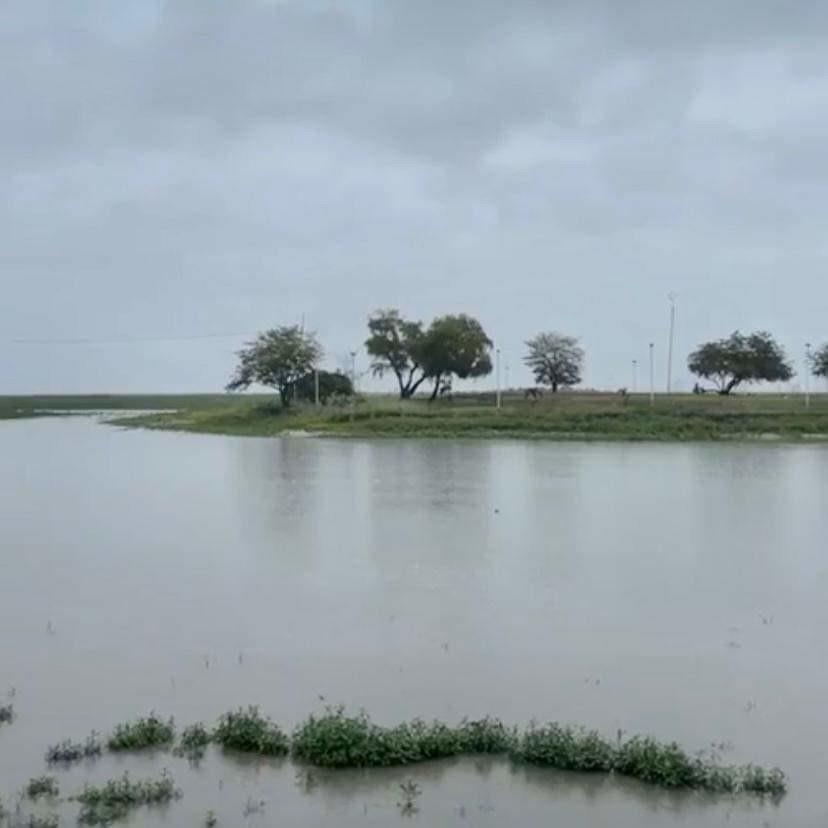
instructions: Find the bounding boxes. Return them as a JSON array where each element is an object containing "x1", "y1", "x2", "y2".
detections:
[{"x1": 1, "y1": 417, "x2": 827, "y2": 826}]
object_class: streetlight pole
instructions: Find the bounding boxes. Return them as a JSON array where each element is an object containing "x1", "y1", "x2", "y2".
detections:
[
  {"x1": 805, "y1": 342, "x2": 812, "y2": 410},
  {"x1": 496, "y1": 348, "x2": 502, "y2": 410},
  {"x1": 666, "y1": 293, "x2": 676, "y2": 394},
  {"x1": 649, "y1": 343, "x2": 655, "y2": 407},
  {"x1": 349, "y1": 350, "x2": 357, "y2": 421}
]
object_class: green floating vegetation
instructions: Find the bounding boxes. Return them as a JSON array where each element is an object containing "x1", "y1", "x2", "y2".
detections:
[
  {"x1": 517, "y1": 723, "x2": 615, "y2": 771},
  {"x1": 76, "y1": 707, "x2": 785, "y2": 798},
  {"x1": 213, "y1": 706, "x2": 289, "y2": 756},
  {"x1": 25, "y1": 775, "x2": 59, "y2": 799},
  {"x1": 10, "y1": 815, "x2": 59, "y2": 828},
  {"x1": 46, "y1": 732, "x2": 103, "y2": 764},
  {"x1": 108, "y1": 713, "x2": 175, "y2": 751},
  {"x1": 292, "y1": 708, "x2": 514, "y2": 768},
  {"x1": 74, "y1": 770, "x2": 180, "y2": 825},
  {"x1": 173, "y1": 722, "x2": 212, "y2": 760},
  {"x1": 611, "y1": 735, "x2": 787, "y2": 794},
  {"x1": 290, "y1": 709, "x2": 785, "y2": 796}
]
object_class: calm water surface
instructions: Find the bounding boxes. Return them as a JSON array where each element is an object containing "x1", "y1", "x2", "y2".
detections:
[{"x1": 1, "y1": 418, "x2": 827, "y2": 826}]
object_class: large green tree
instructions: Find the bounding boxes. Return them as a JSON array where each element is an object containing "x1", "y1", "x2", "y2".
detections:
[
  {"x1": 687, "y1": 331, "x2": 793, "y2": 394},
  {"x1": 419, "y1": 314, "x2": 493, "y2": 400},
  {"x1": 365, "y1": 309, "x2": 428, "y2": 399},
  {"x1": 524, "y1": 332, "x2": 584, "y2": 392},
  {"x1": 226, "y1": 326, "x2": 322, "y2": 406},
  {"x1": 811, "y1": 343, "x2": 828, "y2": 378}
]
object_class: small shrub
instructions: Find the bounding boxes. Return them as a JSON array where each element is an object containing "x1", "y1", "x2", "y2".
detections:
[
  {"x1": 214, "y1": 707, "x2": 289, "y2": 756},
  {"x1": 205, "y1": 810, "x2": 218, "y2": 827},
  {"x1": 25, "y1": 776, "x2": 59, "y2": 799},
  {"x1": 0, "y1": 703, "x2": 14, "y2": 724},
  {"x1": 74, "y1": 770, "x2": 180, "y2": 825},
  {"x1": 516, "y1": 723, "x2": 615, "y2": 771},
  {"x1": 108, "y1": 714, "x2": 175, "y2": 751},
  {"x1": 46, "y1": 732, "x2": 102, "y2": 764},
  {"x1": 291, "y1": 709, "x2": 393, "y2": 767},
  {"x1": 735, "y1": 764, "x2": 787, "y2": 796},
  {"x1": 174, "y1": 722, "x2": 212, "y2": 760},
  {"x1": 456, "y1": 717, "x2": 517, "y2": 754},
  {"x1": 614, "y1": 736, "x2": 702, "y2": 787}
]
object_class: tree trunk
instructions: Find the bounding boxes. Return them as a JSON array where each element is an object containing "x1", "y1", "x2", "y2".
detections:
[
  {"x1": 720, "y1": 377, "x2": 741, "y2": 395},
  {"x1": 429, "y1": 374, "x2": 442, "y2": 401},
  {"x1": 552, "y1": 381, "x2": 559, "y2": 393}
]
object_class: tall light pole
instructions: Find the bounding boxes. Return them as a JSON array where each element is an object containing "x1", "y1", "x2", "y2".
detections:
[
  {"x1": 805, "y1": 342, "x2": 812, "y2": 410},
  {"x1": 666, "y1": 292, "x2": 676, "y2": 394},
  {"x1": 496, "y1": 348, "x2": 502, "y2": 410},
  {"x1": 649, "y1": 343, "x2": 655, "y2": 407},
  {"x1": 632, "y1": 359, "x2": 638, "y2": 393},
  {"x1": 349, "y1": 350, "x2": 357, "y2": 421}
]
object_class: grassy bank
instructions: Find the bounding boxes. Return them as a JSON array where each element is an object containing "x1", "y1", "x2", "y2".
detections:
[{"x1": 3, "y1": 392, "x2": 828, "y2": 441}]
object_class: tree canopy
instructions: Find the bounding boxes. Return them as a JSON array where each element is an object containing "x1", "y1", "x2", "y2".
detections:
[
  {"x1": 687, "y1": 331, "x2": 793, "y2": 394},
  {"x1": 226, "y1": 326, "x2": 322, "y2": 406},
  {"x1": 810, "y1": 343, "x2": 828, "y2": 378},
  {"x1": 366, "y1": 309, "x2": 492, "y2": 399},
  {"x1": 524, "y1": 332, "x2": 584, "y2": 392},
  {"x1": 365, "y1": 309, "x2": 428, "y2": 399},
  {"x1": 419, "y1": 314, "x2": 493, "y2": 399}
]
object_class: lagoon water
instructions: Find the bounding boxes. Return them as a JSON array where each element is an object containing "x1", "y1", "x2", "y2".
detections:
[{"x1": 1, "y1": 417, "x2": 827, "y2": 826}]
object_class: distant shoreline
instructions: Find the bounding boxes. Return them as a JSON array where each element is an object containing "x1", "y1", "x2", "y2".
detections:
[{"x1": 4, "y1": 392, "x2": 826, "y2": 443}]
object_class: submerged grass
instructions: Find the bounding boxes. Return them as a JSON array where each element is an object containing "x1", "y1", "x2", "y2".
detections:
[
  {"x1": 107, "y1": 714, "x2": 175, "y2": 751},
  {"x1": 173, "y1": 722, "x2": 212, "y2": 760},
  {"x1": 292, "y1": 709, "x2": 515, "y2": 768},
  {"x1": 73, "y1": 707, "x2": 786, "y2": 798},
  {"x1": 8, "y1": 815, "x2": 59, "y2": 828},
  {"x1": 74, "y1": 770, "x2": 180, "y2": 825},
  {"x1": 24, "y1": 776, "x2": 59, "y2": 799},
  {"x1": 213, "y1": 707, "x2": 289, "y2": 756},
  {"x1": 290, "y1": 708, "x2": 784, "y2": 796},
  {"x1": 45, "y1": 732, "x2": 102, "y2": 764}
]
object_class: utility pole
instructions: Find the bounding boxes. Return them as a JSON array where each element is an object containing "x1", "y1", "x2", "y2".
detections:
[
  {"x1": 666, "y1": 293, "x2": 676, "y2": 394},
  {"x1": 649, "y1": 343, "x2": 655, "y2": 407},
  {"x1": 805, "y1": 342, "x2": 812, "y2": 410},
  {"x1": 496, "y1": 348, "x2": 502, "y2": 410},
  {"x1": 632, "y1": 359, "x2": 638, "y2": 393},
  {"x1": 314, "y1": 368, "x2": 320, "y2": 407},
  {"x1": 350, "y1": 350, "x2": 357, "y2": 421}
]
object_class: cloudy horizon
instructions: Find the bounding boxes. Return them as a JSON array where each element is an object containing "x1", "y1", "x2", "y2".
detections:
[{"x1": 2, "y1": 0, "x2": 826, "y2": 394}]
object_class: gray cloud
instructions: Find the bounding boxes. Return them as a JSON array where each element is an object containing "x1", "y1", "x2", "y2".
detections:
[{"x1": 2, "y1": 0, "x2": 826, "y2": 392}]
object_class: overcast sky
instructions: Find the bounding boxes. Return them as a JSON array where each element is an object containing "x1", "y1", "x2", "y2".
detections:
[{"x1": 2, "y1": 0, "x2": 826, "y2": 394}]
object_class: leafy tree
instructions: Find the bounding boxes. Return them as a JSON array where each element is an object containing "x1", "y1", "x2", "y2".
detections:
[
  {"x1": 687, "y1": 331, "x2": 793, "y2": 394},
  {"x1": 419, "y1": 314, "x2": 493, "y2": 400},
  {"x1": 524, "y1": 332, "x2": 584, "y2": 392},
  {"x1": 811, "y1": 343, "x2": 828, "y2": 378},
  {"x1": 365, "y1": 309, "x2": 428, "y2": 399},
  {"x1": 293, "y1": 370, "x2": 353, "y2": 403},
  {"x1": 226, "y1": 326, "x2": 322, "y2": 407}
]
